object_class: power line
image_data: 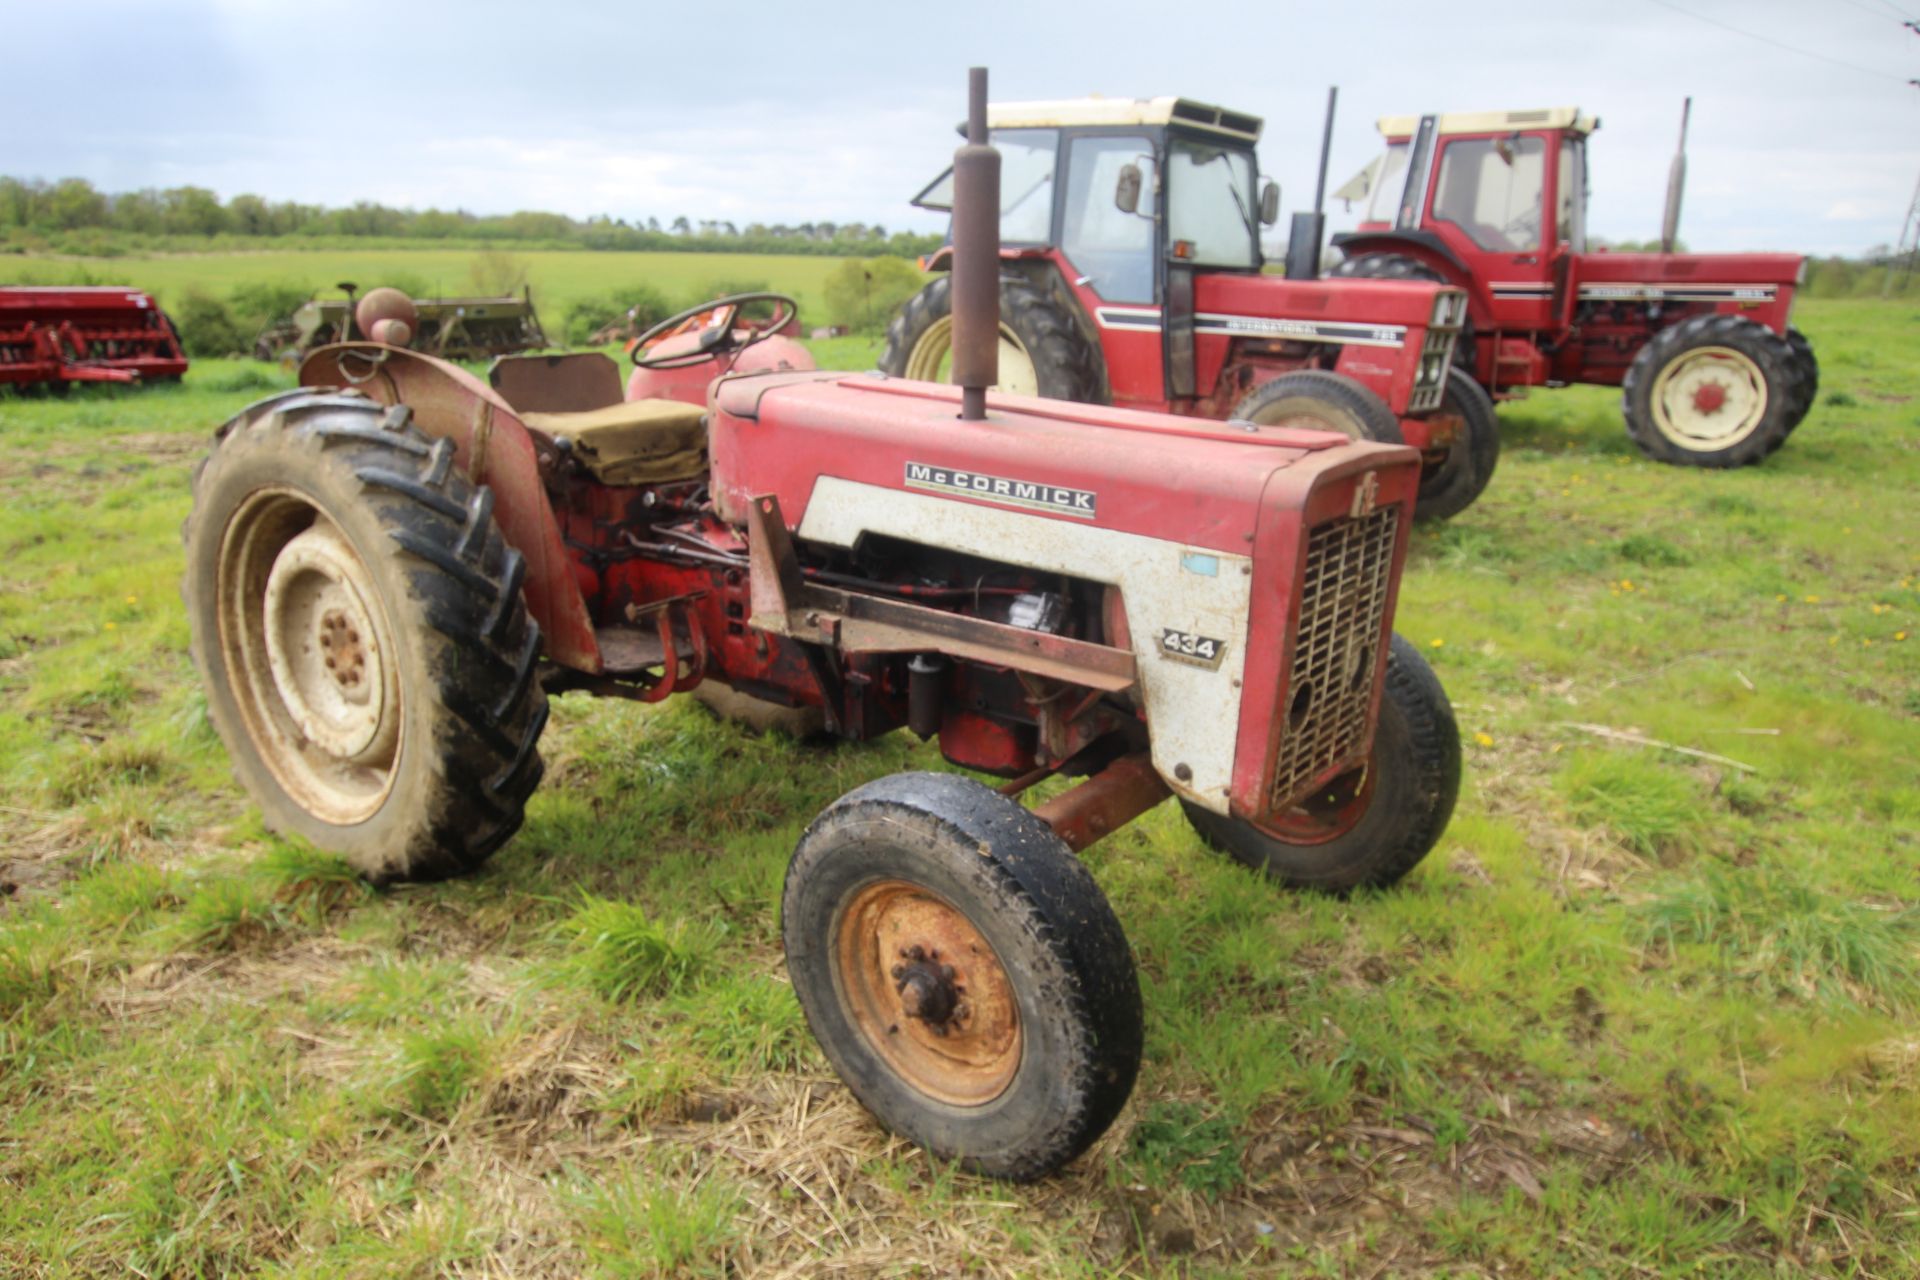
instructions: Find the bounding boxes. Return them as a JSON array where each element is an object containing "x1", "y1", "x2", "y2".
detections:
[
  {"x1": 1648, "y1": 0, "x2": 1915, "y2": 82},
  {"x1": 1831, "y1": 0, "x2": 1916, "y2": 21}
]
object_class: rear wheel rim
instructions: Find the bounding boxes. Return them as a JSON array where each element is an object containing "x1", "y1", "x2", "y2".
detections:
[
  {"x1": 217, "y1": 488, "x2": 402, "y2": 825},
  {"x1": 1650, "y1": 345, "x2": 1767, "y2": 450},
  {"x1": 834, "y1": 878, "x2": 1022, "y2": 1106},
  {"x1": 903, "y1": 314, "x2": 1041, "y2": 397}
]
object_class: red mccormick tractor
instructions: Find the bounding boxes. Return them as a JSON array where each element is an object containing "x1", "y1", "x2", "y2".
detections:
[
  {"x1": 0, "y1": 287, "x2": 188, "y2": 390},
  {"x1": 880, "y1": 97, "x2": 1497, "y2": 521},
  {"x1": 1328, "y1": 105, "x2": 1815, "y2": 467},
  {"x1": 181, "y1": 71, "x2": 1460, "y2": 1180}
]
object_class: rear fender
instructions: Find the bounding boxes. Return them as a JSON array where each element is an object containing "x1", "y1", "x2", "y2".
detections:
[{"x1": 300, "y1": 343, "x2": 602, "y2": 673}]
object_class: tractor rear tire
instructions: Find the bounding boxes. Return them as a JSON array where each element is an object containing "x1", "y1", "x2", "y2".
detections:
[
  {"x1": 183, "y1": 391, "x2": 549, "y2": 883},
  {"x1": 1622, "y1": 313, "x2": 1795, "y2": 467},
  {"x1": 1780, "y1": 326, "x2": 1819, "y2": 435},
  {"x1": 880, "y1": 275, "x2": 1105, "y2": 405},
  {"x1": 1232, "y1": 369, "x2": 1404, "y2": 447},
  {"x1": 1413, "y1": 367, "x2": 1502, "y2": 521},
  {"x1": 1327, "y1": 252, "x2": 1476, "y2": 371},
  {"x1": 783, "y1": 772, "x2": 1142, "y2": 1181},
  {"x1": 1182, "y1": 635, "x2": 1459, "y2": 893}
]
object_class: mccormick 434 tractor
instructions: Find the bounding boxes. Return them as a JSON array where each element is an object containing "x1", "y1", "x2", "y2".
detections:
[
  {"x1": 881, "y1": 97, "x2": 1497, "y2": 521},
  {"x1": 1328, "y1": 105, "x2": 1816, "y2": 467},
  {"x1": 181, "y1": 71, "x2": 1460, "y2": 1180}
]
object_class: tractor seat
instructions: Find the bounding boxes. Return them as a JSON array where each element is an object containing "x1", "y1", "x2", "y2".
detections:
[{"x1": 521, "y1": 398, "x2": 708, "y2": 486}]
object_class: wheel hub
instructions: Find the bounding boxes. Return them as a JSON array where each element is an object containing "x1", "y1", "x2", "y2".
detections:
[
  {"x1": 261, "y1": 522, "x2": 399, "y2": 765},
  {"x1": 1690, "y1": 380, "x2": 1729, "y2": 415},
  {"x1": 892, "y1": 945, "x2": 965, "y2": 1034}
]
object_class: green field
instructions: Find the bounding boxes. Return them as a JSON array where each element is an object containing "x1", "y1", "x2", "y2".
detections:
[
  {"x1": 1, "y1": 299, "x2": 1916, "y2": 1277},
  {"x1": 5, "y1": 248, "x2": 879, "y2": 331}
]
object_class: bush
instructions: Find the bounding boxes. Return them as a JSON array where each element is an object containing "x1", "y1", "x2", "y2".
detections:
[
  {"x1": 225, "y1": 281, "x2": 311, "y2": 338},
  {"x1": 563, "y1": 285, "x2": 675, "y2": 346},
  {"x1": 172, "y1": 291, "x2": 247, "y2": 357},
  {"x1": 822, "y1": 256, "x2": 926, "y2": 334}
]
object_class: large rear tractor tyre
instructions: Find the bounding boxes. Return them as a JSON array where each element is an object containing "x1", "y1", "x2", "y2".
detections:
[
  {"x1": 783, "y1": 772, "x2": 1142, "y2": 1181},
  {"x1": 1233, "y1": 369, "x2": 1404, "y2": 446},
  {"x1": 1413, "y1": 367, "x2": 1502, "y2": 521},
  {"x1": 1622, "y1": 314, "x2": 1795, "y2": 467},
  {"x1": 1183, "y1": 635, "x2": 1459, "y2": 893},
  {"x1": 1780, "y1": 325, "x2": 1819, "y2": 435},
  {"x1": 183, "y1": 392, "x2": 549, "y2": 883},
  {"x1": 879, "y1": 275, "x2": 1105, "y2": 405}
]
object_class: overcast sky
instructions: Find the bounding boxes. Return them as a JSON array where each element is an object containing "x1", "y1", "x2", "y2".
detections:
[{"x1": 10, "y1": 0, "x2": 1918, "y2": 256}]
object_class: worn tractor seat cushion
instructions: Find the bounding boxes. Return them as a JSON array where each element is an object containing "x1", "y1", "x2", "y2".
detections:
[{"x1": 521, "y1": 398, "x2": 708, "y2": 485}]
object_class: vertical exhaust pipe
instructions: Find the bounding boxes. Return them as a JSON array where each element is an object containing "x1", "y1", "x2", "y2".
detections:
[
  {"x1": 950, "y1": 66, "x2": 1001, "y2": 421},
  {"x1": 1660, "y1": 97, "x2": 1691, "y2": 255},
  {"x1": 1286, "y1": 85, "x2": 1338, "y2": 280}
]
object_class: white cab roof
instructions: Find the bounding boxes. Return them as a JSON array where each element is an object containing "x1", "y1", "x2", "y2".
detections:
[
  {"x1": 1376, "y1": 108, "x2": 1599, "y2": 139},
  {"x1": 986, "y1": 97, "x2": 1262, "y2": 143}
]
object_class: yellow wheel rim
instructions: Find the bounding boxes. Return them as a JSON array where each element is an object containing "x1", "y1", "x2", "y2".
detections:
[
  {"x1": 1650, "y1": 345, "x2": 1768, "y2": 451},
  {"x1": 902, "y1": 315, "x2": 1041, "y2": 398}
]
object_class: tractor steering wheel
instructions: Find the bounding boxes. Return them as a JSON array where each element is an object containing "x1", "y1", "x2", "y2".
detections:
[{"x1": 629, "y1": 292, "x2": 800, "y2": 370}]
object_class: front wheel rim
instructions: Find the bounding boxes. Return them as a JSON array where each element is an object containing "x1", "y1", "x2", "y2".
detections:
[
  {"x1": 218, "y1": 488, "x2": 403, "y2": 825},
  {"x1": 834, "y1": 879, "x2": 1022, "y2": 1106},
  {"x1": 903, "y1": 314, "x2": 1041, "y2": 398},
  {"x1": 1650, "y1": 345, "x2": 1768, "y2": 450}
]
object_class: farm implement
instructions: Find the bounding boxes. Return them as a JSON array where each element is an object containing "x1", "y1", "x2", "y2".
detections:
[
  {"x1": 0, "y1": 286, "x2": 187, "y2": 389},
  {"x1": 182, "y1": 70, "x2": 1460, "y2": 1180},
  {"x1": 1330, "y1": 102, "x2": 1815, "y2": 466},
  {"x1": 253, "y1": 283, "x2": 548, "y2": 362},
  {"x1": 882, "y1": 95, "x2": 1495, "y2": 521}
]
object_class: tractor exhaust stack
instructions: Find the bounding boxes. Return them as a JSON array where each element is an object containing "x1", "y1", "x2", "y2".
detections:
[
  {"x1": 950, "y1": 66, "x2": 1001, "y2": 421},
  {"x1": 1660, "y1": 96, "x2": 1691, "y2": 255},
  {"x1": 1285, "y1": 85, "x2": 1339, "y2": 279}
]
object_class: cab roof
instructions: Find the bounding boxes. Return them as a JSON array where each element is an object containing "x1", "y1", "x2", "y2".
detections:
[
  {"x1": 1375, "y1": 107, "x2": 1600, "y2": 139},
  {"x1": 984, "y1": 97, "x2": 1262, "y2": 143}
]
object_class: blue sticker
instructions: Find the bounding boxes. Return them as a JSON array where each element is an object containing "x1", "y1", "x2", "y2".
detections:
[{"x1": 1180, "y1": 551, "x2": 1219, "y2": 578}]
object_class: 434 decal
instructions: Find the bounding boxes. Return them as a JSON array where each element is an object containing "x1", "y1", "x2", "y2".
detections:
[{"x1": 1159, "y1": 628, "x2": 1228, "y2": 670}]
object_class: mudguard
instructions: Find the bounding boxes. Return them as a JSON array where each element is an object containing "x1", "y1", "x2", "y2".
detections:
[{"x1": 300, "y1": 344, "x2": 602, "y2": 673}]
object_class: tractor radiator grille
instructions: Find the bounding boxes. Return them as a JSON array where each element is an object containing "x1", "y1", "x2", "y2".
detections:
[{"x1": 1271, "y1": 505, "x2": 1400, "y2": 811}]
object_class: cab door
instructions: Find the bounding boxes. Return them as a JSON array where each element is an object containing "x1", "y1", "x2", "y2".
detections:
[
  {"x1": 1058, "y1": 133, "x2": 1164, "y2": 404},
  {"x1": 1424, "y1": 132, "x2": 1555, "y2": 331}
]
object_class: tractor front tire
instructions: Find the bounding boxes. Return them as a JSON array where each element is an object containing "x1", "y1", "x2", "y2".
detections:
[
  {"x1": 879, "y1": 275, "x2": 1105, "y2": 405},
  {"x1": 1183, "y1": 635, "x2": 1460, "y2": 893},
  {"x1": 1413, "y1": 367, "x2": 1502, "y2": 521},
  {"x1": 183, "y1": 391, "x2": 549, "y2": 883},
  {"x1": 783, "y1": 772, "x2": 1142, "y2": 1181},
  {"x1": 1781, "y1": 325, "x2": 1819, "y2": 434},
  {"x1": 1232, "y1": 369, "x2": 1404, "y2": 447},
  {"x1": 1622, "y1": 314, "x2": 1796, "y2": 467}
]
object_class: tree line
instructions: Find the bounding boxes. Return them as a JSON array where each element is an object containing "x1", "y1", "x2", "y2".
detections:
[{"x1": 0, "y1": 176, "x2": 943, "y2": 258}]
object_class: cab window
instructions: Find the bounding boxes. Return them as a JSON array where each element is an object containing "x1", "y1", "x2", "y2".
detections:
[
  {"x1": 1430, "y1": 135, "x2": 1546, "y2": 253},
  {"x1": 1365, "y1": 142, "x2": 1410, "y2": 224},
  {"x1": 908, "y1": 127, "x2": 1059, "y2": 246},
  {"x1": 1168, "y1": 140, "x2": 1260, "y2": 270},
  {"x1": 1060, "y1": 134, "x2": 1156, "y2": 303}
]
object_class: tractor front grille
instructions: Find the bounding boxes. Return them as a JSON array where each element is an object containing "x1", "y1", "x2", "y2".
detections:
[{"x1": 1270, "y1": 505, "x2": 1400, "y2": 811}]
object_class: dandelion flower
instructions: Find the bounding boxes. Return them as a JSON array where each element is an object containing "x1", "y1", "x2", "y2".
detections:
[
  {"x1": 1474, "y1": 732, "x2": 1495, "y2": 747},
  {"x1": 1430, "y1": 638, "x2": 1445, "y2": 649},
  {"x1": 1804, "y1": 595, "x2": 1821, "y2": 604}
]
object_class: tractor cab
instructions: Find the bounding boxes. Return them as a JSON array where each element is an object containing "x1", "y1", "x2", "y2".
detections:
[
  {"x1": 1332, "y1": 108, "x2": 1596, "y2": 334},
  {"x1": 910, "y1": 96, "x2": 1282, "y2": 402}
]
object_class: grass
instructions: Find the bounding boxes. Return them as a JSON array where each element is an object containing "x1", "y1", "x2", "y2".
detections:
[
  {"x1": 0, "y1": 296, "x2": 1916, "y2": 1275},
  {"x1": 3, "y1": 247, "x2": 911, "y2": 344}
]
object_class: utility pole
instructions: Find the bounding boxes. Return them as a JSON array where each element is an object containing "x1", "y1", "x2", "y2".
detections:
[{"x1": 1886, "y1": 167, "x2": 1920, "y2": 297}]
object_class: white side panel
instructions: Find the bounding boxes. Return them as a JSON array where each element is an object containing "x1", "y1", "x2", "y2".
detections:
[{"x1": 797, "y1": 477, "x2": 1256, "y2": 813}]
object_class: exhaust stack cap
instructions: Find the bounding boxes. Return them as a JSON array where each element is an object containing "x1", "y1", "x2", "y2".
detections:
[{"x1": 950, "y1": 66, "x2": 1001, "y2": 421}]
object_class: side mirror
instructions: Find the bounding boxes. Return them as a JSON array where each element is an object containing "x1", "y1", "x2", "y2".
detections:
[
  {"x1": 1259, "y1": 181, "x2": 1281, "y2": 226},
  {"x1": 1115, "y1": 163, "x2": 1143, "y2": 215}
]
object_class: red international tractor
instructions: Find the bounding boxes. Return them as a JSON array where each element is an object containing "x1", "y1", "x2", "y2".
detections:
[
  {"x1": 880, "y1": 97, "x2": 1497, "y2": 521},
  {"x1": 181, "y1": 71, "x2": 1460, "y2": 1180},
  {"x1": 0, "y1": 286, "x2": 188, "y2": 390},
  {"x1": 1328, "y1": 104, "x2": 1816, "y2": 466}
]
